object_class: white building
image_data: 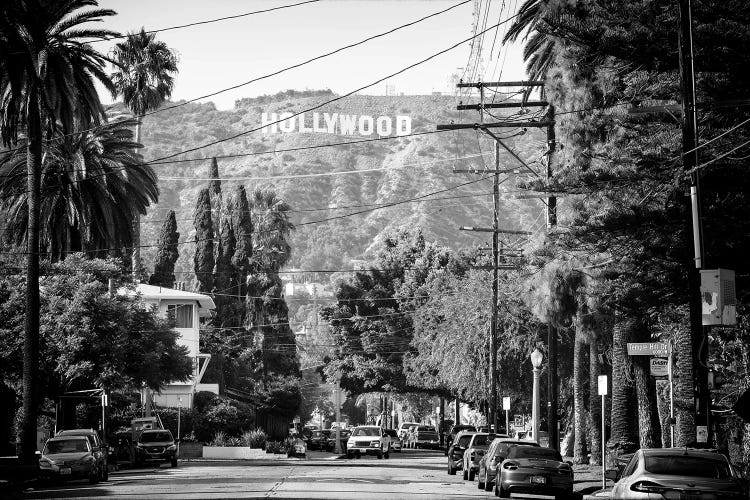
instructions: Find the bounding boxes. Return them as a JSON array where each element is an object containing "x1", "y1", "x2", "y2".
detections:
[{"x1": 133, "y1": 284, "x2": 219, "y2": 409}]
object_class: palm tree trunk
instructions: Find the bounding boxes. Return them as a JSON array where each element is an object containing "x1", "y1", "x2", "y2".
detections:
[
  {"x1": 674, "y1": 319, "x2": 696, "y2": 445},
  {"x1": 633, "y1": 347, "x2": 662, "y2": 448},
  {"x1": 573, "y1": 336, "x2": 588, "y2": 464},
  {"x1": 589, "y1": 336, "x2": 602, "y2": 466},
  {"x1": 132, "y1": 121, "x2": 142, "y2": 279},
  {"x1": 608, "y1": 314, "x2": 638, "y2": 467},
  {"x1": 20, "y1": 90, "x2": 42, "y2": 462}
]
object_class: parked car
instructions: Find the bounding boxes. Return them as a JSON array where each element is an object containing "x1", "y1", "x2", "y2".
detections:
[
  {"x1": 607, "y1": 448, "x2": 748, "y2": 499},
  {"x1": 55, "y1": 428, "x2": 108, "y2": 481},
  {"x1": 447, "y1": 430, "x2": 476, "y2": 475},
  {"x1": 384, "y1": 429, "x2": 401, "y2": 452},
  {"x1": 476, "y1": 438, "x2": 539, "y2": 492},
  {"x1": 306, "y1": 430, "x2": 327, "y2": 451},
  {"x1": 461, "y1": 432, "x2": 496, "y2": 481},
  {"x1": 325, "y1": 429, "x2": 350, "y2": 453},
  {"x1": 494, "y1": 445, "x2": 573, "y2": 498},
  {"x1": 445, "y1": 424, "x2": 476, "y2": 455},
  {"x1": 397, "y1": 421, "x2": 419, "y2": 441},
  {"x1": 346, "y1": 426, "x2": 389, "y2": 459},
  {"x1": 134, "y1": 429, "x2": 177, "y2": 467},
  {"x1": 414, "y1": 425, "x2": 440, "y2": 449},
  {"x1": 38, "y1": 436, "x2": 100, "y2": 484}
]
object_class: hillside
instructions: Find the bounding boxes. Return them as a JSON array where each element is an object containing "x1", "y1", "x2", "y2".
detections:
[{"x1": 134, "y1": 91, "x2": 548, "y2": 280}]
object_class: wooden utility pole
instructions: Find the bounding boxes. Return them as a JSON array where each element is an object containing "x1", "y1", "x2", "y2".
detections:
[
  {"x1": 678, "y1": 0, "x2": 710, "y2": 443},
  {"x1": 439, "y1": 80, "x2": 546, "y2": 434}
]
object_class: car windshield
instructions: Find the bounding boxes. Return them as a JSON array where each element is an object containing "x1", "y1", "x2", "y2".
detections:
[
  {"x1": 140, "y1": 431, "x2": 173, "y2": 443},
  {"x1": 471, "y1": 434, "x2": 496, "y2": 446},
  {"x1": 508, "y1": 447, "x2": 562, "y2": 461},
  {"x1": 352, "y1": 428, "x2": 380, "y2": 437},
  {"x1": 644, "y1": 455, "x2": 731, "y2": 479},
  {"x1": 45, "y1": 439, "x2": 89, "y2": 454},
  {"x1": 457, "y1": 435, "x2": 473, "y2": 447},
  {"x1": 495, "y1": 442, "x2": 537, "y2": 456},
  {"x1": 417, "y1": 426, "x2": 433, "y2": 432}
]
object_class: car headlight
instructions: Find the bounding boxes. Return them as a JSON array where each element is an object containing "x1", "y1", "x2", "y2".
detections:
[
  {"x1": 166, "y1": 444, "x2": 176, "y2": 451},
  {"x1": 370, "y1": 440, "x2": 380, "y2": 447},
  {"x1": 39, "y1": 458, "x2": 52, "y2": 468}
]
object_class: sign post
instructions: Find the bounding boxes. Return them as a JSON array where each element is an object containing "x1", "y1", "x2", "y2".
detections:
[
  {"x1": 597, "y1": 375, "x2": 608, "y2": 490},
  {"x1": 502, "y1": 397, "x2": 511, "y2": 435}
]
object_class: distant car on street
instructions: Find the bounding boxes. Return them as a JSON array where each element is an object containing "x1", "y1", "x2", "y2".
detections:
[
  {"x1": 445, "y1": 424, "x2": 476, "y2": 455},
  {"x1": 607, "y1": 448, "x2": 748, "y2": 499},
  {"x1": 38, "y1": 436, "x2": 100, "y2": 484},
  {"x1": 476, "y1": 438, "x2": 538, "y2": 492},
  {"x1": 414, "y1": 425, "x2": 440, "y2": 449},
  {"x1": 54, "y1": 428, "x2": 108, "y2": 481},
  {"x1": 494, "y1": 445, "x2": 573, "y2": 498},
  {"x1": 461, "y1": 432, "x2": 497, "y2": 481},
  {"x1": 134, "y1": 429, "x2": 177, "y2": 467},
  {"x1": 346, "y1": 426, "x2": 389, "y2": 459},
  {"x1": 447, "y1": 430, "x2": 476, "y2": 475}
]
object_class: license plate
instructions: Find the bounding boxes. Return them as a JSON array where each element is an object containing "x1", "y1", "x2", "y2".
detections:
[
  {"x1": 59, "y1": 467, "x2": 71, "y2": 475},
  {"x1": 531, "y1": 475, "x2": 546, "y2": 484}
]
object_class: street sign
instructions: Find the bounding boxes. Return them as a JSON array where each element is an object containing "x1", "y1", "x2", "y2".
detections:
[
  {"x1": 502, "y1": 397, "x2": 511, "y2": 411},
  {"x1": 650, "y1": 358, "x2": 669, "y2": 377},
  {"x1": 513, "y1": 415, "x2": 523, "y2": 427},
  {"x1": 598, "y1": 375, "x2": 608, "y2": 396},
  {"x1": 627, "y1": 342, "x2": 670, "y2": 357}
]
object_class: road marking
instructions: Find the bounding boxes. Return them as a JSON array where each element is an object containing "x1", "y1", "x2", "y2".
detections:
[{"x1": 314, "y1": 478, "x2": 373, "y2": 483}]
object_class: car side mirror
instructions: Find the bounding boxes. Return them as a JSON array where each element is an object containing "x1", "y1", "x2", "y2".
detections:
[
  {"x1": 35, "y1": 450, "x2": 41, "y2": 456},
  {"x1": 604, "y1": 469, "x2": 620, "y2": 481},
  {"x1": 565, "y1": 460, "x2": 573, "y2": 466}
]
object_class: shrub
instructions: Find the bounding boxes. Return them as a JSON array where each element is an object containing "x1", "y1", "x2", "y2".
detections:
[
  {"x1": 264, "y1": 440, "x2": 285, "y2": 454},
  {"x1": 243, "y1": 428, "x2": 267, "y2": 448}
]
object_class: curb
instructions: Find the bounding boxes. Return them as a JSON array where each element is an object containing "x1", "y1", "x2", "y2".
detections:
[{"x1": 582, "y1": 488, "x2": 612, "y2": 499}]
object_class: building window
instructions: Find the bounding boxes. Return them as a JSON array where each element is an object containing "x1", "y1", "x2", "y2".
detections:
[{"x1": 167, "y1": 304, "x2": 193, "y2": 328}]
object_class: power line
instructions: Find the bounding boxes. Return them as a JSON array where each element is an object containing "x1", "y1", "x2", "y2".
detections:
[{"x1": 0, "y1": 13, "x2": 519, "y2": 197}]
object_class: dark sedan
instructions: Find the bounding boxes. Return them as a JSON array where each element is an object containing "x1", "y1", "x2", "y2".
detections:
[
  {"x1": 477, "y1": 438, "x2": 539, "y2": 492},
  {"x1": 445, "y1": 424, "x2": 476, "y2": 455},
  {"x1": 494, "y1": 445, "x2": 573, "y2": 499},
  {"x1": 447, "y1": 431, "x2": 475, "y2": 475}
]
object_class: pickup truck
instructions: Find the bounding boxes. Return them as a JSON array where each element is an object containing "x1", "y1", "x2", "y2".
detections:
[{"x1": 414, "y1": 425, "x2": 440, "y2": 449}]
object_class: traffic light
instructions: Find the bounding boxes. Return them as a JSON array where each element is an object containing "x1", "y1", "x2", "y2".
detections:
[{"x1": 707, "y1": 370, "x2": 727, "y2": 390}]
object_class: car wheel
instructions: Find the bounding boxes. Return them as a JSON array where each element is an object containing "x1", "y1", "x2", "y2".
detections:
[
  {"x1": 384, "y1": 449, "x2": 390, "y2": 459},
  {"x1": 102, "y1": 465, "x2": 109, "y2": 481},
  {"x1": 477, "y1": 469, "x2": 484, "y2": 489},
  {"x1": 497, "y1": 483, "x2": 509, "y2": 498},
  {"x1": 346, "y1": 452, "x2": 353, "y2": 459},
  {"x1": 377, "y1": 451, "x2": 383, "y2": 459},
  {"x1": 484, "y1": 477, "x2": 493, "y2": 491},
  {"x1": 468, "y1": 468, "x2": 475, "y2": 481},
  {"x1": 89, "y1": 467, "x2": 99, "y2": 484},
  {"x1": 463, "y1": 468, "x2": 468, "y2": 480},
  {"x1": 171, "y1": 457, "x2": 177, "y2": 468},
  {"x1": 448, "y1": 462, "x2": 456, "y2": 475}
]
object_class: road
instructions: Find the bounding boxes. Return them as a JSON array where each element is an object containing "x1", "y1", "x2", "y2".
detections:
[{"x1": 8, "y1": 449, "x2": 600, "y2": 499}]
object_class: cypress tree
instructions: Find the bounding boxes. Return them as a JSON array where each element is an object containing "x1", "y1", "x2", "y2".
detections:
[
  {"x1": 193, "y1": 188, "x2": 214, "y2": 293},
  {"x1": 231, "y1": 185, "x2": 253, "y2": 296},
  {"x1": 149, "y1": 210, "x2": 179, "y2": 288},
  {"x1": 208, "y1": 157, "x2": 222, "y2": 233}
]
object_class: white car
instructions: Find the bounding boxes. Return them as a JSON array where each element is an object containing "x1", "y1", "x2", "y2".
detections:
[
  {"x1": 607, "y1": 448, "x2": 746, "y2": 499},
  {"x1": 346, "y1": 426, "x2": 389, "y2": 459}
]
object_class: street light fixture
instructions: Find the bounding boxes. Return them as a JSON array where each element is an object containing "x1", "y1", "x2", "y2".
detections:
[{"x1": 530, "y1": 349, "x2": 543, "y2": 443}]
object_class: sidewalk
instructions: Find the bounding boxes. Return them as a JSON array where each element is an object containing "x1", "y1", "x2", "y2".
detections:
[{"x1": 570, "y1": 463, "x2": 611, "y2": 499}]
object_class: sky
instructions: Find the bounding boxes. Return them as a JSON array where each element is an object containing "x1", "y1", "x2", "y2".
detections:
[{"x1": 96, "y1": 0, "x2": 527, "y2": 110}]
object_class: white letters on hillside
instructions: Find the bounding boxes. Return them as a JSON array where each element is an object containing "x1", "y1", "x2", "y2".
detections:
[{"x1": 261, "y1": 112, "x2": 411, "y2": 137}]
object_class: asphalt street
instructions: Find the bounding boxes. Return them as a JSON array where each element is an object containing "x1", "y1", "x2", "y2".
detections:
[{"x1": 8, "y1": 449, "x2": 600, "y2": 499}]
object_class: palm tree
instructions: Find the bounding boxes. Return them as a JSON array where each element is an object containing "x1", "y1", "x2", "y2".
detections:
[
  {"x1": 0, "y1": 0, "x2": 117, "y2": 461},
  {"x1": 249, "y1": 188, "x2": 294, "y2": 273},
  {"x1": 0, "y1": 117, "x2": 159, "y2": 261},
  {"x1": 110, "y1": 28, "x2": 178, "y2": 277}
]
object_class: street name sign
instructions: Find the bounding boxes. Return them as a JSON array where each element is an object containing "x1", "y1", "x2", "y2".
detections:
[
  {"x1": 650, "y1": 358, "x2": 669, "y2": 377},
  {"x1": 502, "y1": 397, "x2": 511, "y2": 410},
  {"x1": 627, "y1": 342, "x2": 670, "y2": 357},
  {"x1": 598, "y1": 375, "x2": 608, "y2": 396}
]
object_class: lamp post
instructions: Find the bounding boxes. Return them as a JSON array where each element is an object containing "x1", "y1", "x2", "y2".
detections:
[
  {"x1": 177, "y1": 397, "x2": 182, "y2": 459},
  {"x1": 530, "y1": 349, "x2": 543, "y2": 443}
]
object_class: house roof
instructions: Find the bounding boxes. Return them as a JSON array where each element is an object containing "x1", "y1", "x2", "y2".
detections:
[{"x1": 132, "y1": 284, "x2": 216, "y2": 316}]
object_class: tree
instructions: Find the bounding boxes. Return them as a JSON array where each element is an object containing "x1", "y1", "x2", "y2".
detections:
[
  {"x1": 149, "y1": 210, "x2": 179, "y2": 288},
  {"x1": 0, "y1": 118, "x2": 158, "y2": 261},
  {"x1": 0, "y1": 254, "x2": 192, "y2": 422},
  {"x1": 193, "y1": 188, "x2": 214, "y2": 293},
  {"x1": 0, "y1": 0, "x2": 118, "y2": 460},
  {"x1": 110, "y1": 28, "x2": 178, "y2": 276},
  {"x1": 231, "y1": 185, "x2": 253, "y2": 298}
]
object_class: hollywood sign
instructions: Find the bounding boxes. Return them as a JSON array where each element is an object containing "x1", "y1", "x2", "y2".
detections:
[{"x1": 261, "y1": 112, "x2": 412, "y2": 137}]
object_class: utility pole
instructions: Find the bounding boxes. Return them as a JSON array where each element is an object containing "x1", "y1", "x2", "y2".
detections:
[
  {"x1": 440, "y1": 80, "x2": 547, "y2": 435},
  {"x1": 545, "y1": 104, "x2": 560, "y2": 451},
  {"x1": 678, "y1": 0, "x2": 710, "y2": 443}
]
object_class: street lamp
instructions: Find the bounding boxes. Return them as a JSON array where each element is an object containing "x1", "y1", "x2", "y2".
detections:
[{"x1": 530, "y1": 348, "x2": 543, "y2": 443}]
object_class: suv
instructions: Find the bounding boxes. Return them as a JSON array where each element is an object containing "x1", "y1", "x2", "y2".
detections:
[
  {"x1": 55, "y1": 429, "x2": 108, "y2": 481},
  {"x1": 414, "y1": 425, "x2": 440, "y2": 449},
  {"x1": 346, "y1": 426, "x2": 389, "y2": 459},
  {"x1": 135, "y1": 429, "x2": 177, "y2": 467}
]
